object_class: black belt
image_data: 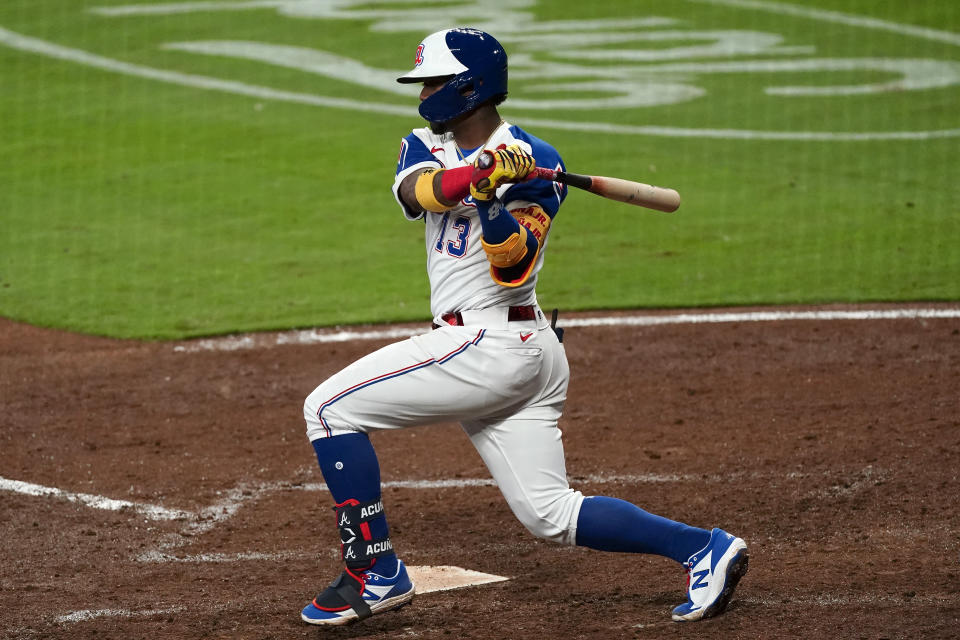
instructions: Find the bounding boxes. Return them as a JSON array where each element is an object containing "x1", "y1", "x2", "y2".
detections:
[{"x1": 432, "y1": 305, "x2": 536, "y2": 329}]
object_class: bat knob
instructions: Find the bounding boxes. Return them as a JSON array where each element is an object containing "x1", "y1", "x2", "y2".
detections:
[{"x1": 477, "y1": 151, "x2": 494, "y2": 170}]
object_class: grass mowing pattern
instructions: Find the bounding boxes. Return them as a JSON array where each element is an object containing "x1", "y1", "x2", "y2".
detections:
[{"x1": 1, "y1": 0, "x2": 957, "y2": 338}]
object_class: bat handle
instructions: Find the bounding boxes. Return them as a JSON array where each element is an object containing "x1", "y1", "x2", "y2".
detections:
[
  {"x1": 533, "y1": 167, "x2": 593, "y2": 191},
  {"x1": 534, "y1": 167, "x2": 556, "y2": 181}
]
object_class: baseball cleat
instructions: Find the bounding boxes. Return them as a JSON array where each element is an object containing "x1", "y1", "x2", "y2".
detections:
[
  {"x1": 671, "y1": 528, "x2": 749, "y2": 622},
  {"x1": 301, "y1": 560, "x2": 415, "y2": 626}
]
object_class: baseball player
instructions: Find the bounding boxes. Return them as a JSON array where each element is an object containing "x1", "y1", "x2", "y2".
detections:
[{"x1": 300, "y1": 28, "x2": 748, "y2": 626}]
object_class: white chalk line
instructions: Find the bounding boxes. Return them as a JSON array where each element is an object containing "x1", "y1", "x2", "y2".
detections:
[
  {"x1": 136, "y1": 549, "x2": 303, "y2": 563},
  {"x1": 0, "y1": 477, "x2": 265, "y2": 536},
  {"x1": 172, "y1": 307, "x2": 960, "y2": 352},
  {"x1": 741, "y1": 592, "x2": 959, "y2": 607},
  {"x1": 0, "y1": 473, "x2": 692, "y2": 526},
  {"x1": 0, "y1": 477, "x2": 193, "y2": 521},
  {"x1": 562, "y1": 307, "x2": 960, "y2": 327},
  {"x1": 687, "y1": 0, "x2": 960, "y2": 47},
  {"x1": 54, "y1": 607, "x2": 186, "y2": 624},
  {"x1": 1, "y1": 467, "x2": 879, "y2": 531}
]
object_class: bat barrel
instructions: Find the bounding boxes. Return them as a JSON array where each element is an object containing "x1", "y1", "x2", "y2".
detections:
[
  {"x1": 591, "y1": 176, "x2": 680, "y2": 213},
  {"x1": 535, "y1": 167, "x2": 679, "y2": 213}
]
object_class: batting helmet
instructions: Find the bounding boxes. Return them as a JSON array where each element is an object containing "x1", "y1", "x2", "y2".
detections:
[{"x1": 396, "y1": 28, "x2": 508, "y2": 124}]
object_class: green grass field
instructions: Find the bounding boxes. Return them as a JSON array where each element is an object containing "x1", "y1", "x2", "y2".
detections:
[{"x1": 1, "y1": 0, "x2": 958, "y2": 338}]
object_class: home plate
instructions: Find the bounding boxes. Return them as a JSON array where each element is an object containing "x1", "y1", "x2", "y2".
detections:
[{"x1": 407, "y1": 565, "x2": 509, "y2": 594}]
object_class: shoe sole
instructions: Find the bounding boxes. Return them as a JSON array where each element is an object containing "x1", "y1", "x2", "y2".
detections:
[
  {"x1": 700, "y1": 549, "x2": 749, "y2": 621},
  {"x1": 301, "y1": 589, "x2": 416, "y2": 626}
]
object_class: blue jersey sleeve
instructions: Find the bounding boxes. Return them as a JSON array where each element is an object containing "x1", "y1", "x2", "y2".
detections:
[
  {"x1": 396, "y1": 133, "x2": 440, "y2": 177},
  {"x1": 392, "y1": 131, "x2": 444, "y2": 221},
  {"x1": 501, "y1": 127, "x2": 567, "y2": 218}
]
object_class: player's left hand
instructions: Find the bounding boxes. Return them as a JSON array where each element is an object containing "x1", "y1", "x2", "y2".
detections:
[{"x1": 470, "y1": 144, "x2": 536, "y2": 201}]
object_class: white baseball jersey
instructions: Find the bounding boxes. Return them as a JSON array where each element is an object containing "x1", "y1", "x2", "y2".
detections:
[
  {"x1": 391, "y1": 121, "x2": 567, "y2": 321},
  {"x1": 304, "y1": 121, "x2": 583, "y2": 548}
]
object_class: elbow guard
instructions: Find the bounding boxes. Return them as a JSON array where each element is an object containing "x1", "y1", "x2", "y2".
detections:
[
  {"x1": 482, "y1": 226, "x2": 540, "y2": 287},
  {"x1": 481, "y1": 205, "x2": 553, "y2": 287},
  {"x1": 482, "y1": 225, "x2": 529, "y2": 268}
]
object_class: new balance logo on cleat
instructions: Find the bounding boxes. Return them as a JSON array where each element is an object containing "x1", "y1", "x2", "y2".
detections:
[
  {"x1": 671, "y1": 528, "x2": 749, "y2": 623},
  {"x1": 690, "y1": 566, "x2": 710, "y2": 590}
]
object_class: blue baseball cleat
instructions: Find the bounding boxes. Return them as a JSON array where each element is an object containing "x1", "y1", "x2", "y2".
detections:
[
  {"x1": 301, "y1": 560, "x2": 415, "y2": 626},
  {"x1": 671, "y1": 528, "x2": 749, "y2": 622}
]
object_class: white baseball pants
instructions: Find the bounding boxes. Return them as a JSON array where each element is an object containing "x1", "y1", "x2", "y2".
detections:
[{"x1": 304, "y1": 306, "x2": 584, "y2": 545}]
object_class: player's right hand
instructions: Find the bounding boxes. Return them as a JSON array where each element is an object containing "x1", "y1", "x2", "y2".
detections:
[{"x1": 470, "y1": 144, "x2": 536, "y2": 201}]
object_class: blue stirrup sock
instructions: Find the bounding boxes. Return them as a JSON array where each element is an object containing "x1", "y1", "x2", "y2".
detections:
[
  {"x1": 575, "y1": 496, "x2": 712, "y2": 564},
  {"x1": 312, "y1": 432, "x2": 398, "y2": 574}
]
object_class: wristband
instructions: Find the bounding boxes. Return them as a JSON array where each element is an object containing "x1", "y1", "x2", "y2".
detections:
[
  {"x1": 414, "y1": 169, "x2": 448, "y2": 212},
  {"x1": 439, "y1": 165, "x2": 473, "y2": 203}
]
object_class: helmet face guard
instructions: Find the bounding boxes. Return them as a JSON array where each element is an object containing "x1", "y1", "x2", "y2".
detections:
[{"x1": 397, "y1": 28, "x2": 508, "y2": 125}]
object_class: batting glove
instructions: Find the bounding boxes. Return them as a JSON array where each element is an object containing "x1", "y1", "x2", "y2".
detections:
[{"x1": 470, "y1": 144, "x2": 536, "y2": 201}]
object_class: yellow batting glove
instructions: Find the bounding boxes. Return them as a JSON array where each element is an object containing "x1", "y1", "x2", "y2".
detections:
[
  {"x1": 470, "y1": 144, "x2": 536, "y2": 201},
  {"x1": 498, "y1": 144, "x2": 536, "y2": 182}
]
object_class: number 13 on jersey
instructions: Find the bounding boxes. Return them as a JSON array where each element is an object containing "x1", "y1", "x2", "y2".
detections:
[{"x1": 433, "y1": 213, "x2": 471, "y2": 258}]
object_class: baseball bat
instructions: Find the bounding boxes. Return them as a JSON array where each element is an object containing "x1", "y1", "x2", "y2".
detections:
[
  {"x1": 534, "y1": 167, "x2": 681, "y2": 213},
  {"x1": 477, "y1": 151, "x2": 680, "y2": 213}
]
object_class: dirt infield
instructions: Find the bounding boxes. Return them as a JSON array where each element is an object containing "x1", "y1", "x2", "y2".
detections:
[{"x1": 2, "y1": 305, "x2": 959, "y2": 639}]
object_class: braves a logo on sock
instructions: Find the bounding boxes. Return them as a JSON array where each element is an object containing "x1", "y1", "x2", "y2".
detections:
[
  {"x1": 339, "y1": 511, "x2": 351, "y2": 527},
  {"x1": 343, "y1": 545, "x2": 358, "y2": 561}
]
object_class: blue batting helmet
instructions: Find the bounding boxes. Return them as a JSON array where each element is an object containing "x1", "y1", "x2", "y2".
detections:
[{"x1": 396, "y1": 28, "x2": 508, "y2": 124}]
